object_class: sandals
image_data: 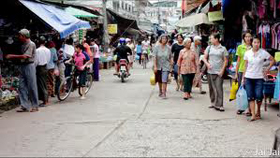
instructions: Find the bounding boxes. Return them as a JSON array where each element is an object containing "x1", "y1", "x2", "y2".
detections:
[
  {"x1": 17, "y1": 107, "x2": 38, "y2": 113},
  {"x1": 200, "y1": 91, "x2": 206, "y2": 94},
  {"x1": 214, "y1": 106, "x2": 225, "y2": 112},
  {"x1": 17, "y1": 107, "x2": 29, "y2": 112},
  {"x1": 208, "y1": 105, "x2": 215, "y2": 109},
  {"x1": 256, "y1": 114, "x2": 261, "y2": 120},
  {"x1": 246, "y1": 112, "x2": 252, "y2": 117},
  {"x1": 236, "y1": 110, "x2": 245, "y2": 115}
]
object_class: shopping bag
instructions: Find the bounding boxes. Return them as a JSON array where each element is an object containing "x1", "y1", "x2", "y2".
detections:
[
  {"x1": 236, "y1": 86, "x2": 249, "y2": 111},
  {"x1": 150, "y1": 73, "x2": 156, "y2": 86},
  {"x1": 274, "y1": 73, "x2": 280, "y2": 100},
  {"x1": 135, "y1": 54, "x2": 140, "y2": 60},
  {"x1": 229, "y1": 81, "x2": 238, "y2": 101},
  {"x1": 113, "y1": 55, "x2": 117, "y2": 61}
]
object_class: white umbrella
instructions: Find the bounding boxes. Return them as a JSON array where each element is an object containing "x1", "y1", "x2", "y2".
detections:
[{"x1": 176, "y1": 13, "x2": 213, "y2": 28}]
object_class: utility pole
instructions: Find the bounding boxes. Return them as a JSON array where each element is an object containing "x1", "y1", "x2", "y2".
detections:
[
  {"x1": 157, "y1": 0, "x2": 160, "y2": 25},
  {"x1": 102, "y1": 0, "x2": 109, "y2": 53}
]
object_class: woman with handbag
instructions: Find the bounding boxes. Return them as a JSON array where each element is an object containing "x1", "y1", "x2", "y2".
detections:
[
  {"x1": 235, "y1": 30, "x2": 252, "y2": 115},
  {"x1": 153, "y1": 34, "x2": 172, "y2": 99},
  {"x1": 203, "y1": 33, "x2": 229, "y2": 112},
  {"x1": 177, "y1": 38, "x2": 199, "y2": 100}
]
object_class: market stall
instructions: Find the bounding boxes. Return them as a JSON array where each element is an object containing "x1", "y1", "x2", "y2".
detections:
[{"x1": 0, "y1": 0, "x2": 91, "y2": 110}]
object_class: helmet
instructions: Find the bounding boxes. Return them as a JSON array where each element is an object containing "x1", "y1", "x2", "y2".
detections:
[{"x1": 119, "y1": 38, "x2": 126, "y2": 45}]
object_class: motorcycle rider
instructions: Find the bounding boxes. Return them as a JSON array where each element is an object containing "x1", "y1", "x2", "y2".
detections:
[{"x1": 113, "y1": 38, "x2": 132, "y2": 75}]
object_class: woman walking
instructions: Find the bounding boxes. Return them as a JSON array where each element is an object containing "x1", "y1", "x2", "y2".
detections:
[
  {"x1": 171, "y1": 34, "x2": 185, "y2": 91},
  {"x1": 153, "y1": 34, "x2": 172, "y2": 99},
  {"x1": 242, "y1": 36, "x2": 275, "y2": 121},
  {"x1": 235, "y1": 30, "x2": 252, "y2": 115},
  {"x1": 203, "y1": 33, "x2": 229, "y2": 112},
  {"x1": 46, "y1": 41, "x2": 58, "y2": 97},
  {"x1": 177, "y1": 38, "x2": 199, "y2": 100}
]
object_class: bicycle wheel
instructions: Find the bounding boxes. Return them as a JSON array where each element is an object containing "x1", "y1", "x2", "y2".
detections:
[
  {"x1": 78, "y1": 73, "x2": 93, "y2": 96},
  {"x1": 57, "y1": 76, "x2": 73, "y2": 101}
]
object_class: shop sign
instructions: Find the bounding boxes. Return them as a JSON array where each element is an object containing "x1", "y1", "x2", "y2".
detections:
[
  {"x1": 208, "y1": 11, "x2": 224, "y2": 22},
  {"x1": 108, "y1": 24, "x2": 118, "y2": 34}
]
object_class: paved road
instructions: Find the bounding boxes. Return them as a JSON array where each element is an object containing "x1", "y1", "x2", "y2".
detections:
[{"x1": 0, "y1": 63, "x2": 279, "y2": 157}]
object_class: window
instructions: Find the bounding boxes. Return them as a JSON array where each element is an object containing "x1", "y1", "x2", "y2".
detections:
[
  {"x1": 125, "y1": 3, "x2": 128, "y2": 11},
  {"x1": 121, "y1": 1, "x2": 124, "y2": 10}
]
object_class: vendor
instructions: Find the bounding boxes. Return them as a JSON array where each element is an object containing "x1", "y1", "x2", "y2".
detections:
[{"x1": 5, "y1": 29, "x2": 39, "y2": 112}]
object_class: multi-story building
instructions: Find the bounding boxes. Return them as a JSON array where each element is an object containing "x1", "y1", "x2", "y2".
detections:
[{"x1": 145, "y1": 0, "x2": 182, "y2": 32}]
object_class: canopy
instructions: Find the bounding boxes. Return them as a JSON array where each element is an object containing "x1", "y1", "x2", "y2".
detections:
[
  {"x1": 176, "y1": 13, "x2": 213, "y2": 28},
  {"x1": 20, "y1": 0, "x2": 91, "y2": 38},
  {"x1": 65, "y1": 7, "x2": 98, "y2": 18}
]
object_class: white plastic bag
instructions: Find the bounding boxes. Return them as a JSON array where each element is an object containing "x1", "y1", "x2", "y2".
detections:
[{"x1": 236, "y1": 86, "x2": 249, "y2": 111}]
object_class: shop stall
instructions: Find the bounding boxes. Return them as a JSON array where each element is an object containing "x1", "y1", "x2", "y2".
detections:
[{"x1": 0, "y1": 0, "x2": 91, "y2": 110}]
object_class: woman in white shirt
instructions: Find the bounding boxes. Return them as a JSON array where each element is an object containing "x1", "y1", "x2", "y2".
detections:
[{"x1": 242, "y1": 36, "x2": 275, "y2": 122}]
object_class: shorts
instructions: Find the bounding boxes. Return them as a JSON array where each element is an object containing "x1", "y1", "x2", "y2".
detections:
[
  {"x1": 155, "y1": 70, "x2": 169, "y2": 83},
  {"x1": 76, "y1": 70, "x2": 87, "y2": 87},
  {"x1": 244, "y1": 78, "x2": 264, "y2": 102}
]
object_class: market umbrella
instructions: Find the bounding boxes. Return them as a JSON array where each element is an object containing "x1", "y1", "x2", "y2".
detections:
[
  {"x1": 176, "y1": 13, "x2": 213, "y2": 28},
  {"x1": 65, "y1": 7, "x2": 98, "y2": 18}
]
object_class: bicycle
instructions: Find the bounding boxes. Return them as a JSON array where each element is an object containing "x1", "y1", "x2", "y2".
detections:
[{"x1": 57, "y1": 62, "x2": 93, "y2": 101}]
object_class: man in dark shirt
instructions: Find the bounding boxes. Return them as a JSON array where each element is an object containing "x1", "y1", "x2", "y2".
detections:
[
  {"x1": 5, "y1": 29, "x2": 39, "y2": 112},
  {"x1": 113, "y1": 38, "x2": 132, "y2": 75}
]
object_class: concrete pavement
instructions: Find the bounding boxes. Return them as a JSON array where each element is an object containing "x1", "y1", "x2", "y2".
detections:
[{"x1": 0, "y1": 63, "x2": 280, "y2": 157}]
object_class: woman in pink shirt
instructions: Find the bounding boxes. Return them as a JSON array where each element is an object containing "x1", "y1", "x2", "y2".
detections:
[{"x1": 74, "y1": 44, "x2": 91, "y2": 99}]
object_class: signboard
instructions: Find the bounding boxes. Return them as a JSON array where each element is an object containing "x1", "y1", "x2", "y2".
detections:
[
  {"x1": 108, "y1": 24, "x2": 118, "y2": 34},
  {"x1": 208, "y1": 11, "x2": 224, "y2": 22}
]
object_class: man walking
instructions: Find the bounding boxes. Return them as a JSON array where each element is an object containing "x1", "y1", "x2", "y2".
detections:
[
  {"x1": 34, "y1": 36, "x2": 51, "y2": 107},
  {"x1": 5, "y1": 29, "x2": 39, "y2": 112}
]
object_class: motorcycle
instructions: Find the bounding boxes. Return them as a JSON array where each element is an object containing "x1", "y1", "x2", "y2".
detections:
[{"x1": 118, "y1": 59, "x2": 129, "y2": 83}]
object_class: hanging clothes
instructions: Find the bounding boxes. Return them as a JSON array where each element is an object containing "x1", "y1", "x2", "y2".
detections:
[{"x1": 258, "y1": 23, "x2": 271, "y2": 49}]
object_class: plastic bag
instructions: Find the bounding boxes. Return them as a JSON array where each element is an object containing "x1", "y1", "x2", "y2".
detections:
[
  {"x1": 236, "y1": 86, "x2": 249, "y2": 111},
  {"x1": 150, "y1": 73, "x2": 156, "y2": 86},
  {"x1": 135, "y1": 54, "x2": 140, "y2": 60},
  {"x1": 229, "y1": 81, "x2": 238, "y2": 101},
  {"x1": 274, "y1": 73, "x2": 280, "y2": 100}
]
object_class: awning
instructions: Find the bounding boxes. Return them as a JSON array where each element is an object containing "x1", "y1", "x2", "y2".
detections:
[
  {"x1": 176, "y1": 13, "x2": 213, "y2": 28},
  {"x1": 20, "y1": 0, "x2": 91, "y2": 38},
  {"x1": 65, "y1": 7, "x2": 98, "y2": 18}
]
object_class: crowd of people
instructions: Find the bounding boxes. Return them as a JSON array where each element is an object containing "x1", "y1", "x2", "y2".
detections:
[
  {"x1": 152, "y1": 31, "x2": 276, "y2": 122},
  {"x1": 2, "y1": 28, "x2": 278, "y2": 122},
  {"x1": 4, "y1": 29, "x2": 101, "y2": 112}
]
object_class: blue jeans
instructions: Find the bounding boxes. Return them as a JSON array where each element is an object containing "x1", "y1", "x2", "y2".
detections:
[
  {"x1": 19, "y1": 63, "x2": 39, "y2": 110},
  {"x1": 245, "y1": 78, "x2": 264, "y2": 103}
]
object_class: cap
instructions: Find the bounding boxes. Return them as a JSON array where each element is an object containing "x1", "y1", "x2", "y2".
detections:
[
  {"x1": 18, "y1": 29, "x2": 30, "y2": 38},
  {"x1": 40, "y1": 36, "x2": 46, "y2": 41}
]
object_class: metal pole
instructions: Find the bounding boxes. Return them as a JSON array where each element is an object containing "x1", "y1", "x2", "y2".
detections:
[
  {"x1": 102, "y1": 0, "x2": 109, "y2": 53},
  {"x1": 158, "y1": 0, "x2": 160, "y2": 25}
]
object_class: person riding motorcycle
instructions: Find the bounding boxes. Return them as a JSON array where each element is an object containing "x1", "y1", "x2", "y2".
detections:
[{"x1": 113, "y1": 38, "x2": 132, "y2": 75}]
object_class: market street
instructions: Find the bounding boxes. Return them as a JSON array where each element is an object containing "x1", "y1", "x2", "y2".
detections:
[{"x1": 0, "y1": 63, "x2": 280, "y2": 157}]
